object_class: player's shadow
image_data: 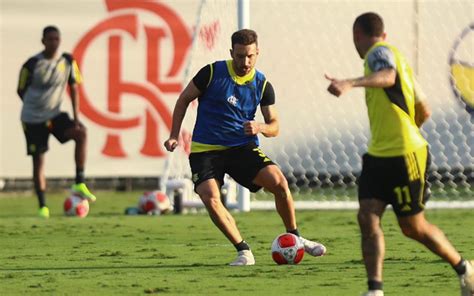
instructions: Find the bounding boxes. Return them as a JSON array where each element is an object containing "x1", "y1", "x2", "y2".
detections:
[{"x1": 0, "y1": 263, "x2": 228, "y2": 272}]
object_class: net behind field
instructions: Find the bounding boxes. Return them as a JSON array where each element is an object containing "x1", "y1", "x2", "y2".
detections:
[
  {"x1": 172, "y1": 0, "x2": 473, "y2": 206},
  {"x1": 167, "y1": 0, "x2": 238, "y2": 182}
]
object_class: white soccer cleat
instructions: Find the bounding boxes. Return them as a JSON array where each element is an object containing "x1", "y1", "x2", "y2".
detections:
[
  {"x1": 299, "y1": 237, "x2": 327, "y2": 257},
  {"x1": 229, "y1": 250, "x2": 255, "y2": 266},
  {"x1": 362, "y1": 290, "x2": 384, "y2": 296},
  {"x1": 460, "y1": 260, "x2": 474, "y2": 296}
]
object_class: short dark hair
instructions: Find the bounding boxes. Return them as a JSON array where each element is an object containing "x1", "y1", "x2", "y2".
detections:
[
  {"x1": 231, "y1": 29, "x2": 258, "y2": 48},
  {"x1": 354, "y1": 12, "x2": 384, "y2": 37},
  {"x1": 42, "y1": 25, "x2": 60, "y2": 38}
]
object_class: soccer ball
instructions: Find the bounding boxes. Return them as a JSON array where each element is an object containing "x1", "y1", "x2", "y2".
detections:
[
  {"x1": 271, "y1": 233, "x2": 305, "y2": 265},
  {"x1": 64, "y1": 194, "x2": 89, "y2": 218},
  {"x1": 138, "y1": 191, "x2": 171, "y2": 215}
]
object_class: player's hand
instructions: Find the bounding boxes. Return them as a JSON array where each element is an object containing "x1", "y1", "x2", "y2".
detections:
[
  {"x1": 325, "y1": 74, "x2": 352, "y2": 97},
  {"x1": 244, "y1": 121, "x2": 260, "y2": 135},
  {"x1": 164, "y1": 138, "x2": 178, "y2": 152},
  {"x1": 414, "y1": 100, "x2": 431, "y2": 127}
]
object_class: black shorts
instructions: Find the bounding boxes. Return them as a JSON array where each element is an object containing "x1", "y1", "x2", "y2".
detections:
[
  {"x1": 22, "y1": 112, "x2": 75, "y2": 155},
  {"x1": 358, "y1": 146, "x2": 431, "y2": 217},
  {"x1": 189, "y1": 142, "x2": 275, "y2": 192}
]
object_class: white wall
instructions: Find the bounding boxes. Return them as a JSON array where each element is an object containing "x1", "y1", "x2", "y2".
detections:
[{"x1": 1, "y1": 0, "x2": 472, "y2": 178}]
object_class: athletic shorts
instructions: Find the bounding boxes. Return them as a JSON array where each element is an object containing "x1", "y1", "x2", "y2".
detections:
[
  {"x1": 22, "y1": 112, "x2": 75, "y2": 155},
  {"x1": 358, "y1": 146, "x2": 431, "y2": 217},
  {"x1": 189, "y1": 142, "x2": 275, "y2": 192}
]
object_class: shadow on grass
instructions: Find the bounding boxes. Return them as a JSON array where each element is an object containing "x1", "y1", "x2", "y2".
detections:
[
  {"x1": 0, "y1": 263, "x2": 227, "y2": 272},
  {"x1": 0, "y1": 261, "x2": 349, "y2": 272}
]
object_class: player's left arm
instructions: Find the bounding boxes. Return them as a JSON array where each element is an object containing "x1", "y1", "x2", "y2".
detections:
[
  {"x1": 413, "y1": 79, "x2": 431, "y2": 127},
  {"x1": 64, "y1": 53, "x2": 83, "y2": 125},
  {"x1": 244, "y1": 105, "x2": 279, "y2": 137},
  {"x1": 69, "y1": 83, "x2": 79, "y2": 124},
  {"x1": 244, "y1": 81, "x2": 279, "y2": 137}
]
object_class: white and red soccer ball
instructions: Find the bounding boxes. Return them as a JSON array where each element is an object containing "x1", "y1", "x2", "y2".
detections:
[
  {"x1": 64, "y1": 194, "x2": 89, "y2": 218},
  {"x1": 138, "y1": 191, "x2": 171, "y2": 215},
  {"x1": 271, "y1": 233, "x2": 305, "y2": 265}
]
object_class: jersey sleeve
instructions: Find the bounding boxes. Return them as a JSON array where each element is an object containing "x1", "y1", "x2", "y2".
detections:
[
  {"x1": 63, "y1": 53, "x2": 82, "y2": 85},
  {"x1": 192, "y1": 64, "x2": 212, "y2": 92},
  {"x1": 17, "y1": 57, "x2": 38, "y2": 99},
  {"x1": 260, "y1": 81, "x2": 275, "y2": 106},
  {"x1": 367, "y1": 46, "x2": 396, "y2": 72}
]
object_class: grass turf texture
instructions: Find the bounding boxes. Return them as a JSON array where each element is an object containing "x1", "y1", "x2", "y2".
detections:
[{"x1": 0, "y1": 191, "x2": 473, "y2": 295}]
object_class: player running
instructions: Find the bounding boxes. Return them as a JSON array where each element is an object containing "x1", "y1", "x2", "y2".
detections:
[{"x1": 325, "y1": 12, "x2": 473, "y2": 296}]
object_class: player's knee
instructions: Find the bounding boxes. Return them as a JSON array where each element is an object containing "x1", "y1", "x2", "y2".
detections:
[
  {"x1": 357, "y1": 211, "x2": 379, "y2": 235},
  {"x1": 400, "y1": 222, "x2": 424, "y2": 240},
  {"x1": 77, "y1": 126, "x2": 87, "y2": 141},
  {"x1": 199, "y1": 192, "x2": 221, "y2": 210},
  {"x1": 267, "y1": 176, "x2": 289, "y2": 197}
]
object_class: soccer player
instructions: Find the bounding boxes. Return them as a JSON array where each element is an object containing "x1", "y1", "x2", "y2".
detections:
[
  {"x1": 325, "y1": 12, "x2": 473, "y2": 296},
  {"x1": 164, "y1": 29, "x2": 326, "y2": 266},
  {"x1": 17, "y1": 26, "x2": 96, "y2": 218}
]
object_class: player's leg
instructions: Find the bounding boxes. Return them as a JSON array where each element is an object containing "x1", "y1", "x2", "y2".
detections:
[
  {"x1": 227, "y1": 144, "x2": 326, "y2": 257},
  {"x1": 398, "y1": 212, "x2": 461, "y2": 265},
  {"x1": 358, "y1": 153, "x2": 389, "y2": 295},
  {"x1": 358, "y1": 198, "x2": 387, "y2": 292},
  {"x1": 393, "y1": 146, "x2": 472, "y2": 295},
  {"x1": 197, "y1": 180, "x2": 254, "y2": 266},
  {"x1": 22, "y1": 121, "x2": 50, "y2": 218},
  {"x1": 252, "y1": 164, "x2": 327, "y2": 257},
  {"x1": 397, "y1": 209, "x2": 473, "y2": 295},
  {"x1": 51, "y1": 113, "x2": 95, "y2": 201},
  {"x1": 197, "y1": 178, "x2": 244, "y2": 245},
  {"x1": 32, "y1": 153, "x2": 49, "y2": 218},
  {"x1": 190, "y1": 150, "x2": 254, "y2": 266},
  {"x1": 253, "y1": 164, "x2": 295, "y2": 230}
]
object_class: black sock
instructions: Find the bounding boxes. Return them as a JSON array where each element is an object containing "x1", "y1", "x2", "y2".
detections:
[
  {"x1": 234, "y1": 240, "x2": 250, "y2": 252},
  {"x1": 76, "y1": 168, "x2": 85, "y2": 184},
  {"x1": 368, "y1": 280, "x2": 383, "y2": 291},
  {"x1": 287, "y1": 229, "x2": 300, "y2": 237},
  {"x1": 36, "y1": 189, "x2": 46, "y2": 208},
  {"x1": 453, "y1": 258, "x2": 467, "y2": 275}
]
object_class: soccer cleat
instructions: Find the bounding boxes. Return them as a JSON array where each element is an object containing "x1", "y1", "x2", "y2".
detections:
[
  {"x1": 362, "y1": 290, "x2": 384, "y2": 296},
  {"x1": 71, "y1": 183, "x2": 96, "y2": 202},
  {"x1": 299, "y1": 237, "x2": 327, "y2": 257},
  {"x1": 229, "y1": 250, "x2": 255, "y2": 266},
  {"x1": 460, "y1": 260, "x2": 474, "y2": 296},
  {"x1": 38, "y1": 206, "x2": 50, "y2": 218}
]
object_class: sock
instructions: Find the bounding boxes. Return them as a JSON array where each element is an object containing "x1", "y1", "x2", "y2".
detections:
[
  {"x1": 287, "y1": 228, "x2": 300, "y2": 237},
  {"x1": 75, "y1": 168, "x2": 85, "y2": 184},
  {"x1": 368, "y1": 280, "x2": 383, "y2": 291},
  {"x1": 453, "y1": 258, "x2": 467, "y2": 275},
  {"x1": 36, "y1": 189, "x2": 46, "y2": 208},
  {"x1": 234, "y1": 240, "x2": 250, "y2": 252}
]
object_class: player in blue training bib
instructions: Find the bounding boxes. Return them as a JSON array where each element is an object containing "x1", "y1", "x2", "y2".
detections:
[{"x1": 165, "y1": 29, "x2": 327, "y2": 266}]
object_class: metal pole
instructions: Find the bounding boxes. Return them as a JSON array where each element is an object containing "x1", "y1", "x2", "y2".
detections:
[
  {"x1": 237, "y1": 0, "x2": 251, "y2": 212},
  {"x1": 238, "y1": 0, "x2": 250, "y2": 29}
]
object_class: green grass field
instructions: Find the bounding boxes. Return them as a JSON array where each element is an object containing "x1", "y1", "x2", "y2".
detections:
[{"x1": 0, "y1": 191, "x2": 473, "y2": 296}]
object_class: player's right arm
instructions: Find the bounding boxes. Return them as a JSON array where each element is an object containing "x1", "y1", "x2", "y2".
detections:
[
  {"x1": 165, "y1": 64, "x2": 211, "y2": 152},
  {"x1": 325, "y1": 69, "x2": 396, "y2": 97},
  {"x1": 17, "y1": 58, "x2": 37, "y2": 100},
  {"x1": 164, "y1": 81, "x2": 201, "y2": 152},
  {"x1": 326, "y1": 46, "x2": 397, "y2": 97}
]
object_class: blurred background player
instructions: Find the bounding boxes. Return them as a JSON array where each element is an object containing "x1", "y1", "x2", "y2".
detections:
[
  {"x1": 164, "y1": 29, "x2": 326, "y2": 266},
  {"x1": 17, "y1": 25, "x2": 96, "y2": 218},
  {"x1": 325, "y1": 12, "x2": 473, "y2": 296}
]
